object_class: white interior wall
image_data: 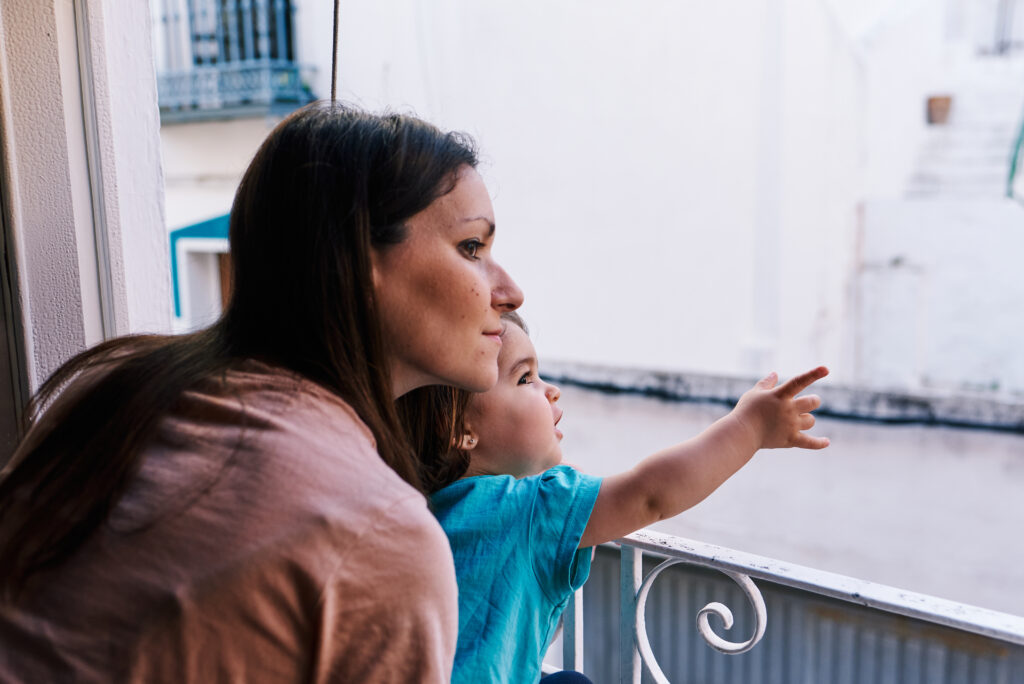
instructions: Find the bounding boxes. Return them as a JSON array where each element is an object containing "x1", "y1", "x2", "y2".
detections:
[
  {"x1": 0, "y1": 0, "x2": 169, "y2": 388},
  {"x1": 91, "y1": 1, "x2": 171, "y2": 336},
  {"x1": 1, "y1": 0, "x2": 96, "y2": 387}
]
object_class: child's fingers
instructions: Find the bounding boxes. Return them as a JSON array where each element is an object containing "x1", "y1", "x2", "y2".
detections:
[
  {"x1": 756, "y1": 371, "x2": 779, "y2": 390},
  {"x1": 793, "y1": 394, "x2": 822, "y2": 413},
  {"x1": 792, "y1": 433, "x2": 830, "y2": 450},
  {"x1": 777, "y1": 366, "x2": 829, "y2": 398},
  {"x1": 799, "y1": 413, "x2": 816, "y2": 431}
]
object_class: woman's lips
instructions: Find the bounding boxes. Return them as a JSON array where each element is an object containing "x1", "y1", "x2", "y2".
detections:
[{"x1": 483, "y1": 330, "x2": 502, "y2": 344}]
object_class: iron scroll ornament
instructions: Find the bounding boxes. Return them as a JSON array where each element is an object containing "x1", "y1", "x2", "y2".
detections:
[{"x1": 633, "y1": 559, "x2": 768, "y2": 682}]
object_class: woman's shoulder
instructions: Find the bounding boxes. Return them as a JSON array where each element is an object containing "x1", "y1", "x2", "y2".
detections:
[
  {"x1": 223, "y1": 359, "x2": 378, "y2": 446},
  {"x1": 112, "y1": 360, "x2": 412, "y2": 535}
]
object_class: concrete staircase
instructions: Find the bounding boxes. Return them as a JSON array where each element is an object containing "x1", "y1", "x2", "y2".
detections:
[
  {"x1": 906, "y1": 54, "x2": 1024, "y2": 198},
  {"x1": 857, "y1": 53, "x2": 1024, "y2": 397}
]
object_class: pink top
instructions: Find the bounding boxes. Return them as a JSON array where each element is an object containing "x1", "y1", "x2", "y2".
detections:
[{"x1": 0, "y1": 361, "x2": 457, "y2": 682}]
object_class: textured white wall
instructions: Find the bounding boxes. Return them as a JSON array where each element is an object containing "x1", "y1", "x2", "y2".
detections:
[
  {"x1": 0, "y1": 0, "x2": 93, "y2": 387},
  {"x1": 0, "y1": 0, "x2": 169, "y2": 388}
]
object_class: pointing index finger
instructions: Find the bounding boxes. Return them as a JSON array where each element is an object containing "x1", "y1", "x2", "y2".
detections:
[
  {"x1": 777, "y1": 366, "x2": 829, "y2": 399},
  {"x1": 793, "y1": 433, "x2": 831, "y2": 450}
]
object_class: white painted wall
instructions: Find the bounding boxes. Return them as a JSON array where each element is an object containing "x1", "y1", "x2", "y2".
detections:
[
  {"x1": 327, "y1": 0, "x2": 866, "y2": 383},
  {"x1": 161, "y1": 118, "x2": 277, "y2": 332},
  {"x1": 88, "y1": 1, "x2": 171, "y2": 336},
  {"x1": 162, "y1": 0, "x2": 1024, "y2": 397},
  {"x1": 162, "y1": 118, "x2": 276, "y2": 230},
  {"x1": 858, "y1": 1, "x2": 949, "y2": 198},
  {"x1": 1, "y1": 0, "x2": 95, "y2": 386},
  {"x1": 858, "y1": 198, "x2": 1024, "y2": 394},
  {"x1": 847, "y1": 0, "x2": 1024, "y2": 396},
  {"x1": 0, "y1": 0, "x2": 169, "y2": 388}
]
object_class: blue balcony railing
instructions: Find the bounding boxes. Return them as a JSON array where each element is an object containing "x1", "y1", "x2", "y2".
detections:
[{"x1": 153, "y1": 0, "x2": 313, "y2": 122}]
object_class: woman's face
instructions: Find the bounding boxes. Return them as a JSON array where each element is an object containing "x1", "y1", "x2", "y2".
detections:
[{"x1": 371, "y1": 166, "x2": 523, "y2": 397}]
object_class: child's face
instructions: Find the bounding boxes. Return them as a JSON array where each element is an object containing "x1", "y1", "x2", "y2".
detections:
[{"x1": 463, "y1": 324, "x2": 564, "y2": 479}]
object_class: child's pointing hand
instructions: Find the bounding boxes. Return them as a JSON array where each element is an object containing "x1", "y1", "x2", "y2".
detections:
[{"x1": 733, "y1": 366, "x2": 831, "y2": 450}]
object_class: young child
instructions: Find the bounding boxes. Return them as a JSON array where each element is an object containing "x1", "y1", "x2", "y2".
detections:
[{"x1": 429, "y1": 313, "x2": 829, "y2": 683}]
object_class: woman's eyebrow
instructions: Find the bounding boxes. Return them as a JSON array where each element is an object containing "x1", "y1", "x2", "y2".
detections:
[{"x1": 461, "y1": 216, "x2": 496, "y2": 236}]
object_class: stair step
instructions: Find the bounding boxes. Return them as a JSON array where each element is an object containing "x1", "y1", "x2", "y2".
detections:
[
  {"x1": 905, "y1": 187, "x2": 1008, "y2": 199},
  {"x1": 906, "y1": 53, "x2": 1024, "y2": 199}
]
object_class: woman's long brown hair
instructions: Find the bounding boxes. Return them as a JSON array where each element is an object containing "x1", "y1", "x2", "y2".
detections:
[{"x1": 0, "y1": 102, "x2": 478, "y2": 598}]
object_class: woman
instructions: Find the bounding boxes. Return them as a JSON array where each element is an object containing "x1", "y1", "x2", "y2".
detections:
[{"x1": 0, "y1": 102, "x2": 522, "y2": 681}]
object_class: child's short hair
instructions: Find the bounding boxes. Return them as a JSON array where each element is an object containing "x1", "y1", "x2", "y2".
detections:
[{"x1": 501, "y1": 310, "x2": 527, "y2": 334}]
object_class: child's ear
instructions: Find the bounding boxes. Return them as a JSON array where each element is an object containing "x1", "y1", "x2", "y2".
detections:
[{"x1": 457, "y1": 430, "x2": 479, "y2": 452}]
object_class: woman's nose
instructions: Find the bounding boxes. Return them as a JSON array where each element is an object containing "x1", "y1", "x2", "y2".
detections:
[{"x1": 490, "y1": 263, "x2": 524, "y2": 312}]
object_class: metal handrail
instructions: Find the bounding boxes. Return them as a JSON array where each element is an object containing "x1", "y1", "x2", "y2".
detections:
[
  {"x1": 554, "y1": 529, "x2": 1024, "y2": 683},
  {"x1": 621, "y1": 529, "x2": 1024, "y2": 646},
  {"x1": 1007, "y1": 106, "x2": 1024, "y2": 202}
]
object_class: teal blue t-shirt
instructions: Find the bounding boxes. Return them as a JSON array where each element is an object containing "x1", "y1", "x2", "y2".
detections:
[{"x1": 431, "y1": 465, "x2": 602, "y2": 684}]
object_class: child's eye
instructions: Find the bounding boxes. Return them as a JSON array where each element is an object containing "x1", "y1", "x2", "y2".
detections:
[
  {"x1": 517, "y1": 372, "x2": 533, "y2": 385},
  {"x1": 460, "y1": 239, "x2": 483, "y2": 259}
]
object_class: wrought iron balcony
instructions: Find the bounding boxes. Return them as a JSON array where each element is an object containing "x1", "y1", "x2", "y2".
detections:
[
  {"x1": 545, "y1": 530, "x2": 1024, "y2": 682},
  {"x1": 153, "y1": 0, "x2": 313, "y2": 122}
]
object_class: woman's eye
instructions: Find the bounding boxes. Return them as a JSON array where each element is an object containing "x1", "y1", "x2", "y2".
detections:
[{"x1": 460, "y1": 239, "x2": 482, "y2": 259}]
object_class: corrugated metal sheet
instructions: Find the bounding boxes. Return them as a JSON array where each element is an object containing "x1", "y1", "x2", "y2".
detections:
[{"x1": 579, "y1": 547, "x2": 1024, "y2": 683}]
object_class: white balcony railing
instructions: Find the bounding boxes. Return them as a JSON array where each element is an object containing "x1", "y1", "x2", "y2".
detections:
[{"x1": 546, "y1": 530, "x2": 1024, "y2": 682}]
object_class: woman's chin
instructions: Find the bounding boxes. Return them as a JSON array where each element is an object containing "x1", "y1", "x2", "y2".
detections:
[{"x1": 458, "y1": 368, "x2": 499, "y2": 394}]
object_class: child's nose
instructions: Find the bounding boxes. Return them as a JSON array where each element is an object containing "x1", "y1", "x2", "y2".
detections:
[{"x1": 545, "y1": 383, "x2": 561, "y2": 402}]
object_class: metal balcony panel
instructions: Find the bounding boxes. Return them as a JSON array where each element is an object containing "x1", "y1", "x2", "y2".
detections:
[
  {"x1": 573, "y1": 543, "x2": 1024, "y2": 682},
  {"x1": 153, "y1": 0, "x2": 307, "y2": 121}
]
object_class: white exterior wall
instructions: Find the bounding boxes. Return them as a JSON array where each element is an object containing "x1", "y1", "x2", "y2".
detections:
[
  {"x1": 858, "y1": 199, "x2": 1024, "y2": 394},
  {"x1": 850, "y1": 1, "x2": 1024, "y2": 396},
  {"x1": 859, "y1": 5, "x2": 947, "y2": 199},
  {"x1": 326, "y1": 0, "x2": 865, "y2": 382},
  {"x1": 163, "y1": 0, "x2": 1024, "y2": 397},
  {"x1": 162, "y1": 118, "x2": 275, "y2": 231}
]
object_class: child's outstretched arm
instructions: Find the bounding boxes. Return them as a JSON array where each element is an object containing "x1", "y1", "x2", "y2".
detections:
[{"x1": 579, "y1": 366, "x2": 830, "y2": 548}]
